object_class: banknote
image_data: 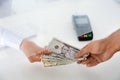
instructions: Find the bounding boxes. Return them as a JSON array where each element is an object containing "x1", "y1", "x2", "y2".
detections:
[{"x1": 41, "y1": 38, "x2": 89, "y2": 67}]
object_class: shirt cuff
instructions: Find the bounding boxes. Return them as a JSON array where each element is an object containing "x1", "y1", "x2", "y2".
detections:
[{"x1": 1, "y1": 28, "x2": 24, "y2": 50}]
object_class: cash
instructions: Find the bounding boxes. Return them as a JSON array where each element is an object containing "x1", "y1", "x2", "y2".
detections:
[{"x1": 41, "y1": 38, "x2": 89, "y2": 67}]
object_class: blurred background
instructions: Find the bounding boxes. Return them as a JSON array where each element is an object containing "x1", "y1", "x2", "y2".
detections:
[{"x1": 0, "y1": 0, "x2": 120, "y2": 18}]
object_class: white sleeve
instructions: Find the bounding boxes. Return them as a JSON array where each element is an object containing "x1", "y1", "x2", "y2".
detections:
[{"x1": 0, "y1": 27, "x2": 24, "y2": 50}]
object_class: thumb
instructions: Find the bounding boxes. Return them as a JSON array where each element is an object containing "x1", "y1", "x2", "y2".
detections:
[
  {"x1": 40, "y1": 49, "x2": 52, "y2": 55},
  {"x1": 75, "y1": 46, "x2": 90, "y2": 58},
  {"x1": 28, "y1": 49, "x2": 52, "y2": 63}
]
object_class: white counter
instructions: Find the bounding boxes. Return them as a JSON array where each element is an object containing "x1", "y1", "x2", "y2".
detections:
[{"x1": 0, "y1": 0, "x2": 120, "y2": 80}]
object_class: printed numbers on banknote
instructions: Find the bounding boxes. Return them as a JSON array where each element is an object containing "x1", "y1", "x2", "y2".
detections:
[{"x1": 41, "y1": 38, "x2": 89, "y2": 67}]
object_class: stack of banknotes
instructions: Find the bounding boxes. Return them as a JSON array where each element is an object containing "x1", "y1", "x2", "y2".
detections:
[{"x1": 41, "y1": 38, "x2": 89, "y2": 67}]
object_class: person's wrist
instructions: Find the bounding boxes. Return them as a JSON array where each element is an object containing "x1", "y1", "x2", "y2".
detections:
[
  {"x1": 20, "y1": 39, "x2": 37, "y2": 57},
  {"x1": 20, "y1": 39, "x2": 44, "y2": 57},
  {"x1": 108, "y1": 29, "x2": 120, "y2": 51},
  {"x1": 105, "y1": 36, "x2": 120, "y2": 54},
  {"x1": 20, "y1": 39, "x2": 30, "y2": 52}
]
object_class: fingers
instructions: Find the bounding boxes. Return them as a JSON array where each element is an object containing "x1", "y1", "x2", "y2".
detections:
[
  {"x1": 28, "y1": 49, "x2": 52, "y2": 63},
  {"x1": 35, "y1": 49, "x2": 51, "y2": 55},
  {"x1": 85, "y1": 56, "x2": 99, "y2": 67},
  {"x1": 28, "y1": 55, "x2": 41, "y2": 63},
  {"x1": 41, "y1": 49, "x2": 52, "y2": 55},
  {"x1": 75, "y1": 45, "x2": 90, "y2": 58},
  {"x1": 87, "y1": 60, "x2": 99, "y2": 67},
  {"x1": 77, "y1": 55, "x2": 100, "y2": 67},
  {"x1": 77, "y1": 57, "x2": 92, "y2": 64}
]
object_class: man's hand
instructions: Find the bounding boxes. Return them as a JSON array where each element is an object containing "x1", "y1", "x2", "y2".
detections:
[{"x1": 75, "y1": 29, "x2": 120, "y2": 67}]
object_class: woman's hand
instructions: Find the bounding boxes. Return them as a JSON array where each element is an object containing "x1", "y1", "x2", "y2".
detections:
[{"x1": 20, "y1": 40, "x2": 51, "y2": 63}]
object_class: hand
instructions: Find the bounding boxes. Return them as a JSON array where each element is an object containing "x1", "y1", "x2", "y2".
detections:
[
  {"x1": 75, "y1": 29, "x2": 120, "y2": 67},
  {"x1": 20, "y1": 39, "x2": 51, "y2": 63}
]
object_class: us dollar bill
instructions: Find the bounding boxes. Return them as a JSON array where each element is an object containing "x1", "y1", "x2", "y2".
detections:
[{"x1": 41, "y1": 38, "x2": 89, "y2": 67}]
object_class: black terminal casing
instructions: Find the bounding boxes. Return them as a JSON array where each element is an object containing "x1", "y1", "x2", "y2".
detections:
[{"x1": 73, "y1": 15, "x2": 93, "y2": 41}]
